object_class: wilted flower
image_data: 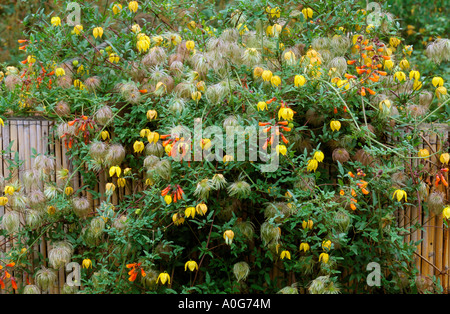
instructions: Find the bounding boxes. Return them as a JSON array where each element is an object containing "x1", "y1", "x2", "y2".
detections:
[
  {"x1": 227, "y1": 180, "x2": 251, "y2": 198},
  {"x1": 233, "y1": 261, "x2": 250, "y2": 282},
  {"x1": 35, "y1": 267, "x2": 57, "y2": 291},
  {"x1": 48, "y1": 241, "x2": 73, "y2": 269},
  {"x1": 2, "y1": 210, "x2": 20, "y2": 233}
]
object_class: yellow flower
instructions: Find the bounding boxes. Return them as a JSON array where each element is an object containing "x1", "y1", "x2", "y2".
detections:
[
  {"x1": 140, "y1": 128, "x2": 150, "y2": 138},
  {"x1": 128, "y1": 1, "x2": 138, "y2": 13},
  {"x1": 156, "y1": 272, "x2": 171, "y2": 285},
  {"x1": 313, "y1": 151, "x2": 324, "y2": 162},
  {"x1": 47, "y1": 206, "x2": 56, "y2": 215},
  {"x1": 131, "y1": 24, "x2": 141, "y2": 33},
  {"x1": 185, "y1": 260, "x2": 199, "y2": 272},
  {"x1": 93, "y1": 27, "x2": 104, "y2": 39},
  {"x1": 187, "y1": 21, "x2": 196, "y2": 31},
  {"x1": 392, "y1": 189, "x2": 407, "y2": 202},
  {"x1": 299, "y1": 242, "x2": 310, "y2": 252},
  {"x1": 112, "y1": 3, "x2": 122, "y2": 14},
  {"x1": 117, "y1": 178, "x2": 126, "y2": 188},
  {"x1": 196, "y1": 203, "x2": 208, "y2": 216},
  {"x1": 302, "y1": 219, "x2": 313, "y2": 229},
  {"x1": 147, "y1": 110, "x2": 158, "y2": 120},
  {"x1": 0, "y1": 118, "x2": 4, "y2": 127},
  {"x1": 271, "y1": 75, "x2": 281, "y2": 87},
  {"x1": 185, "y1": 206, "x2": 196, "y2": 218},
  {"x1": 4, "y1": 186, "x2": 14, "y2": 195},
  {"x1": 280, "y1": 250, "x2": 291, "y2": 260},
  {"x1": 294, "y1": 75, "x2": 306, "y2": 87},
  {"x1": 440, "y1": 153, "x2": 449, "y2": 164},
  {"x1": 164, "y1": 194, "x2": 172, "y2": 205},
  {"x1": 257, "y1": 101, "x2": 268, "y2": 111},
  {"x1": 322, "y1": 240, "x2": 332, "y2": 251},
  {"x1": 443, "y1": 206, "x2": 450, "y2": 220},
  {"x1": 253, "y1": 67, "x2": 263, "y2": 78},
  {"x1": 64, "y1": 186, "x2": 74, "y2": 196},
  {"x1": 191, "y1": 91, "x2": 201, "y2": 102},
  {"x1": 106, "y1": 183, "x2": 116, "y2": 192},
  {"x1": 261, "y1": 70, "x2": 273, "y2": 82},
  {"x1": 101, "y1": 130, "x2": 110, "y2": 140},
  {"x1": 330, "y1": 120, "x2": 341, "y2": 132},
  {"x1": 109, "y1": 166, "x2": 121, "y2": 177},
  {"x1": 413, "y1": 80, "x2": 423, "y2": 91},
  {"x1": 409, "y1": 70, "x2": 420, "y2": 81},
  {"x1": 223, "y1": 230, "x2": 235, "y2": 245},
  {"x1": 147, "y1": 132, "x2": 160, "y2": 144},
  {"x1": 172, "y1": 213, "x2": 185, "y2": 226},
  {"x1": 51, "y1": 17, "x2": 61, "y2": 27},
  {"x1": 394, "y1": 71, "x2": 406, "y2": 82},
  {"x1": 0, "y1": 196, "x2": 8, "y2": 206},
  {"x1": 418, "y1": 148, "x2": 430, "y2": 158},
  {"x1": 200, "y1": 138, "x2": 212, "y2": 150},
  {"x1": 185, "y1": 40, "x2": 195, "y2": 51},
  {"x1": 284, "y1": 51, "x2": 296, "y2": 62},
  {"x1": 366, "y1": 24, "x2": 375, "y2": 33},
  {"x1": 379, "y1": 99, "x2": 392, "y2": 111},
  {"x1": 436, "y1": 86, "x2": 447, "y2": 99},
  {"x1": 73, "y1": 25, "x2": 83, "y2": 35},
  {"x1": 276, "y1": 145, "x2": 287, "y2": 156},
  {"x1": 389, "y1": 37, "x2": 401, "y2": 48},
  {"x1": 403, "y1": 45, "x2": 413, "y2": 55},
  {"x1": 133, "y1": 141, "x2": 145, "y2": 153},
  {"x1": 384, "y1": 59, "x2": 394, "y2": 70},
  {"x1": 302, "y1": 7, "x2": 313, "y2": 19},
  {"x1": 432, "y1": 77, "x2": 444, "y2": 87},
  {"x1": 55, "y1": 68, "x2": 66, "y2": 77},
  {"x1": 306, "y1": 159, "x2": 318, "y2": 172},
  {"x1": 399, "y1": 59, "x2": 410, "y2": 70},
  {"x1": 109, "y1": 53, "x2": 120, "y2": 63},
  {"x1": 278, "y1": 107, "x2": 294, "y2": 121},
  {"x1": 319, "y1": 252, "x2": 329, "y2": 263},
  {"x1": 223, "y1": 155, "x2": 234, "y2": 164},
  {"x1": 82, "y1": 259, "x2": 92, "y2": 269}
]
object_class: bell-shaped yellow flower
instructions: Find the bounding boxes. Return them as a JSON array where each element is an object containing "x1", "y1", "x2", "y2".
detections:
[
  {"x1": 294, "y1": 75, "x2": 306, "y2": 87},
  {"x1": 156, "y1": 272, "x2": 171, "y2": 285},
  {"x1": 399, "y1": 59, "x2": 410, "y2": 70},
  {"x1": 436, "y1": 86, "x2": 447, "y2": 99},
  {"x1": 322, "y1": 240, "x2": 332, "y2": 251},
  {"x1": 196, "y1": 203, "x2": 208, "y2": 216},
  {"x1": 276, "y1": 145, "x2": 287, "y2": 156},
  {"x1": 172, "y1": 213, "x2": 185, "y2": 226},
  {"x1": 223, "y1": 230, "x2": 235, "y2": 245},
  {"x1": 147, "y1": 110, "x2": 158, "y2": 120},
  {"x1": 271, "y1": 75, "x2": 281, "y2": 87},
  {"x1": 302, "y1": 219, "x2": 314, "y2": 230},
  {"x1": 257, "y1": 101, "x2": 268, "y2": 111},
  {"x1": 443, "y1": 206, "x2": 450, "y2": 220},
  {"x1": 306, "y1": 159, "x2": 318, "y2": 172},
  {"x1": 112, "y1": 3, "x2": 122, "y2": 15},
  {"x1": 133, "y1": 140, "x2": 145, "y2": 153},
  {"x1": 101, "y1": 130, "x2": 110, "y2": 141},
  {"x1": 302, "y1": 7, "x2": 313, "y2": 19},
  {"x1": 82, "y1": 259, "x2": 92, "y2": 269},
  {"x1": 4, "y1": 186, "x2": 14, "y2": 195},
  {"x1": 319, "y1": 252, "x2": 330, "y2": 263},
  {"x1": 128, "y1": 1, "x2": 138, "y2": 13},
  {"x1": 185, "y1": 260, "x2": 199, "y2": 272},
  {"x1": 73, "y1": 25, "x2": 83, "y2": 35},
  {"x1": 299, "y1": 242, "x2": 310, "y2": 252},
  {"x1": 313, "y1": 150, "x2": 324, "y2": 162},
  {"x1": 51, "y1": 17, "x2": 61, "y2": 27},
  {"x1": 394, "y1": 71, "x2": 406, "y2": 82},
  {"x1": 109, "y1": 166, "x2": 122, "y2": 177},
  {"x1": 280, "y1": 250, "x2": 291, "y2": 260},
  {"x1": 432, "y1": 77, "x2": 444, "y2": 87},
  {"x1": 185, "y1": 40, "x2": 195, "y2": 51},
  {"x1": 185, "y1": 206, "x2": 196, "y2": 219},
  {"x1": 330, "y1": 120, "x2": 341, "y2": 132},
  {"x1": 392, "y1": 189, "x2": 407, "y2": 202},
  {"x1": 164, "y1": 194, "x2": 172, "y2": 205},
  {"x1": 409, "y1": 70, "x2": 420, "y2": 81},
  {"x1": 418, "y1": 148, "x2": 430, "y2": 158},
  {"x1": 440, "y1": 153, "x2": 449, "y2": 164},
  {"x1": 0, "y1": 196, "x2": 8, "y2": 206},
  {"x1": 64, "y1": 186, "x2": 74, "y2": 196},
  {"x1": 55, "y1": 68, "x2": 66, "y2": 77},
  {"x1": 262, "y1": 70, "x2": 273, "y2": 82},
  {"x1": 117, "y1": 178, "x2": 126, "y2": 188},
  {"x1": 93, "y1": 27, "x2": 104, "y2": 39}
]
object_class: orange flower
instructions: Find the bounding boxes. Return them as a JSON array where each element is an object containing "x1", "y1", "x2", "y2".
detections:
[{"x1": 11, "y1": 278, "x2": 17, "y2": 290}]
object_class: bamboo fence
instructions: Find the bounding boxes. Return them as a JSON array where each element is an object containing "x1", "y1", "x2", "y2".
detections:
[{"x1": 0, "y1": 118, "x2": 449, "y2": 293}]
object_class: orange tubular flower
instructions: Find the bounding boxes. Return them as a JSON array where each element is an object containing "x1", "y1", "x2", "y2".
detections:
[
  {"x1": 347, "y1": 60, "x2": 357, "y2": 65},
  {"x1": 11, "y1": 278, "x2": 17, "y2": 290}
]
